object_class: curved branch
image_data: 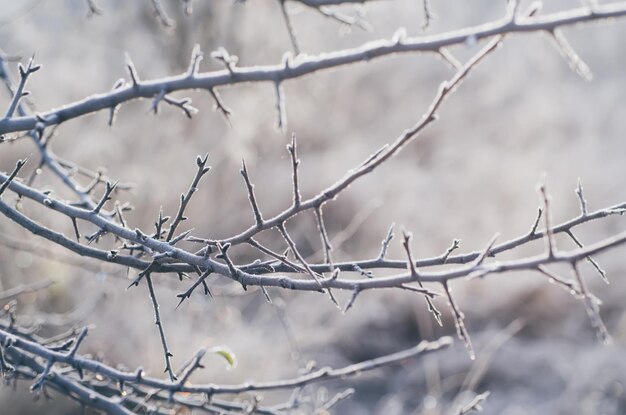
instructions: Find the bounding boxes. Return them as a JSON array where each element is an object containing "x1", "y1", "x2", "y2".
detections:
[
  {"x1": 0, "y1": 325, "x2": 451, "y2": 397},
  {"x1": 1, "y1": 3, "x2": 625, "y2": 135}
]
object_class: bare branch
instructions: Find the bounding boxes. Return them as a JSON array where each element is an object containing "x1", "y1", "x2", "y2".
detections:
[
  {"x1": 187, "y1": 44, "x2": 203, "y2": 77},
  {"x1": 210, "y1": 47, "x2": 238, "y2": 75},
  {"x1": 145, "y1": 274, "x2": 177, "y2": 381},
  {"x1": 240, "y1": 159, "x2": 264, "y2": 227},
  {"x1": 279, "y1": 0, "x2": 301, "y2": 55},
  {"x1": 92, "y1": 181, "x2": 117, "y2": 214},
  {"x1": 0, "y1": 4, "x2": 624, "y2": 413},
  {"x1": 166, "y1": 154, "x2": 210, "y2": 241},
  {"x1": 150, "y1": 0, "x2": 176, "y2": 28},
  {"x1": 402, "y1": 230, "x2": 442, "y2": 326},
  {"x1": 217, "y1": 243, "x2": 246, "y2": 290},
  {"x1": 67, "y1": 327, "x2": 89, "y2": 359},
  {"x1": 277, "y1": 223, "x2": 325, "y2": 290},
  {"x1": 287, "y1": 132, "x2": 301, "y2": 207},
  {"x1": 4, "y1": 168, "x2": 626, "y2": 292},
  {"x1": 0, "y1": 324, "x2": 451, "y2": 399},
  {"x1": 316, "y1": 388, "x2": 355, "y2": 413},
  {"x1": 314, "y1": 206, "x2": 333, "y2": 265},
  {"x1": 538, "y1": 177, "x2": 556, "y2": 258},
  {"x1": 438, "y1": 47, "x2": 462, "y2": 70},
  {"x1": 176, "y1": 268, "x2": 212, "y2": 308},
  {"x1": 443, "y1": 280, "x2": 474, "y2": 360},
  {"x1": 378, "y1": 223, "x2": 395, "y2": 260},
  {"x1": 4, "y1": 56, "x2": 41, "y2": 119},
  {"x1": 528, "y1": 206, "x2": 543, "y2": 236},
  {"x1": 274, "y1": 81, "x2": 287, "y2": 130},
  {"x1": 124, "y1": 53, "x2": 140, "y2": 86},
  {"x1": 537, "y1": 265, "x2": 580, "y2": 295},
  {"x1": 566, "y1": 230, "x2": 608, "y2": 284},
  {"x1": 471, "y1": 233, "x2": 499, "y2": 268},
  {"x1": 3, "y1": 4, "x2": 626, "y2": 135},
  {"x1": 247, "y1": 237, "x2": 305, "y2": 272},
  {"x1": 343, "y1": 287, "x2": 360, "y2": 313},
  {"x1": 571, "y1": 263, "x2": 611, "y2": 345},
  {"x1": 421, "y1": 0, "x2": 434, "y2": 30},
  {"x1": 441, "y1": 238, "x2": 461, "y2": 263},
  {"x1": 162, "y1": 95, "x2": 197, "y2": 118},
  {"x1": 575, "y1": 178, "x2": 588, "y2": 216},
  {"x1": 0, "y1": 158, "x2": 27, "y2": 197},
  {"x1": 549, "y1": 28, "x2": 593, "y2": 81},
  {"x1": 215, "y1": 35, "x2": 505, "y2": 248},
  {"x1": 208, "y1": 88, "x2": 232, "y2": 120}
]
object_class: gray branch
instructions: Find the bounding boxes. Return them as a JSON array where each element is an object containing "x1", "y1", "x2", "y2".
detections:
[{"x1": 1, "y1": 3, "x2": 625, "y2": 135}]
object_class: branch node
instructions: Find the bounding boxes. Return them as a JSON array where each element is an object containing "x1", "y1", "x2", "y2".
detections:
[
  {"x1": 92, "y1": 180, "x2": 117, "y2": 214},
  {"x1": 210, "y1": 47, "x2": 238, "y2": 74}
]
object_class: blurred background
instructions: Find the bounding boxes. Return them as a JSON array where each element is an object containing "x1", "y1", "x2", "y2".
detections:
[{"x1": 0, "y1": 0, "x2": 625, "y2": 414}]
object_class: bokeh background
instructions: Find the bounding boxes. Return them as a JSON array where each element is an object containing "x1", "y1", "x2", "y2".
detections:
[{"x1": 0, "y1": 0, "x2": 626, "y2": 414}]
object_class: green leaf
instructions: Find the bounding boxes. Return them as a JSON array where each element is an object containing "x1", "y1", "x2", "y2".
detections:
[{"x1": 209, "y1": 346, "x2": 237, "y2": 369}]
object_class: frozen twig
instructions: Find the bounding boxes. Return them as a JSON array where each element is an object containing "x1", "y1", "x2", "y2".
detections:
[
  {"x1": 240, "y1": 159, "x2": 264, "y2": 227},
  {"x1": 402, "y1": 230, "x2": 442, "y2": 326},
  {"x1": 538, "y1": 177, "x2": 556, "y2": 258},
  {"x1": 0, "y1": 159, "x2": 27, "y2": 197},
  {"x1": 4, "y1": 56, "x2": 41, "y2": 119},
  {"x1": 0, "y1": 325, "x2": 452, "y2": 396},
  {"x1": 279, "y1": 0, "x2": 301, "y2": 55},
  {"x1": 150, "y1": 0, "x2": 176, "y2": 28},
  {"x1": 549, "y1": 28, "x2": 593, "y2": 81},
  {"x1": 166, "y1": 155, "x2": 210, "y2": 242},
  {"x1": 314, "y1": 206, "x2": 333, "y2": 265},
  {"x1": 443, "y1": 280, "x2": 474, "y2": 359},
  {"x1": 571, "y1": 263, "x2": 611, "y2": 345},
  {"x1": 287, "y1": 133, "x2": 302, "y2": 207},
  {"x1": 145, "y1": 274, "x2": 177, "y2": 381},
  {"x1": 3, "y1": 3, "x2": 626, "y2": 135}
]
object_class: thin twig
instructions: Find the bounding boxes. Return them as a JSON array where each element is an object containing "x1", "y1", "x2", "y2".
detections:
[
  {"x1": 166, "y1": 154, "x2": 210, "y2": 241},
  {"x1": 0, "y1": 159, "x2": 27, "y2": 197},
  {"x1": 443, "y1": 280, "x2": 474, "y2": 360},
  {"x1": 287, "y1": 132, "x2": 301, "y2": 207},
  {"x1": 566, "y1": 230, "x2": 608, "y2": 284},
  {"x1": 314, "y1": 206, "x2": 333, "y2": 266},
  {"x1": 279, "y1": 0, "x2": 301, "y2": 55},
  {"x1": 402, "y1": 230, "x2": 442, "y2": 326},
  {"x1": 4, "y1": 56, "x2": 41, "y2": 119},
  {"x1": 145, "y1": 274, "x2": 176, "y2": 381},
  {"x1": 538, "y1": 177, "x2": 555, "y2": 258},
  {"x1": 571, "y1": 263, "x2": 611, "y2": 345},
  {"x1": 240, "y1": 159, "x2": 264, "y2": 227}
]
